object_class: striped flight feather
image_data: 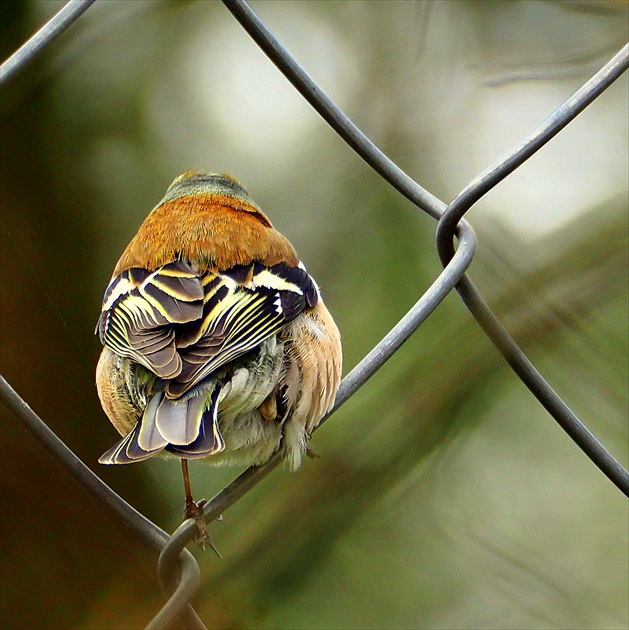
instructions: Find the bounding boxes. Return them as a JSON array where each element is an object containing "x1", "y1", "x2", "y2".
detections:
[
  {"x1": 249, "y1": 268, "x2": 304, "y2": 294},
  {"x1": 101, "y1": 259, "x2": 317, "y2": 400},
  {"x1": 150, "y1": 276, "x2": 203, "y2": 302}
]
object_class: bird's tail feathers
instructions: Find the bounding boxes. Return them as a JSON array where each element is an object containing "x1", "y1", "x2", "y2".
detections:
[{"x1": 98, "y1": 385, "x2": 225, "y2": 464}]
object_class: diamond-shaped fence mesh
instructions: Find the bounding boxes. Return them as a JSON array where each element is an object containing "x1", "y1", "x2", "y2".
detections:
[{"x1": 1, "y1": 1, "x2": 627, "y2": 628}]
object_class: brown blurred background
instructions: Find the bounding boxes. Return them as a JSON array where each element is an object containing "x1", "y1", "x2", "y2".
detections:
[{"x1": 1, "y1": 1, "x2": 627, "y2": 628}]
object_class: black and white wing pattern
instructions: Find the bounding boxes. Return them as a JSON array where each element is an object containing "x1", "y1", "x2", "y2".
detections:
[
  {"x1": 98, "y1": 260, "x2": 318, "y2": 393},
  {"x1": 169, "y1": 262, "x2": 318, "y2": 397},
  {"x1": 97, "y1": 262, "x2": 204, "y2": 379},
  {"x1": 97, "y1": 259, "x2": 318, "y2": 464}
]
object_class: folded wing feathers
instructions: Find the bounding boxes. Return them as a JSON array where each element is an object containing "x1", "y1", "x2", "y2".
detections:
[{"x1": 99, "y1": 259, "x2": 318, "y2": 460}]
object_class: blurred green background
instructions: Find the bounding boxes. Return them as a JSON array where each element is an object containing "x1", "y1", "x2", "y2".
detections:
[{"x1": 1, "y1": 1, "x2": 627, "y2": 629}]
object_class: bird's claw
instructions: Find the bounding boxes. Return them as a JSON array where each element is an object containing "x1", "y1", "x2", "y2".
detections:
[{"x1": 183, "y1": 499, "x2": 222, "y2": 556}]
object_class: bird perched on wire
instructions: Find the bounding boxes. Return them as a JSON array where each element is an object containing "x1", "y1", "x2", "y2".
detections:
[{"x1": 95, "y1": 170, "x2": 342, "y2": 540}]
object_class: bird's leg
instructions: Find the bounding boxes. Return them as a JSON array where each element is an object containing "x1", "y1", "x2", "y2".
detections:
[{"x1": 181, "y1": 459, "x2": 219, "y2": 553}]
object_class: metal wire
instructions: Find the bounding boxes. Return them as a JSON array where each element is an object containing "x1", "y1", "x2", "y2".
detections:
[
  {"x1": 221, "y1": 0, "x2": 445, "y2": 221},
  {"x1": 0, "y1": 375, "x2": 206, "y2": 629},
  {"x1": 0, "y1": 0, "x2": 96, "y2": 86},
  {"x1": 221, "y1": 0, "x2": 629, "y2": 495},
  {"x1": 1, "y1": 0, "x2": 627, "y2": 628},
  {"x1": 156, "y1": 221, "x2": 478, "y2": 552},
  {"x1": 435, "y1": 46, "x2": 629, "y2": 496}
]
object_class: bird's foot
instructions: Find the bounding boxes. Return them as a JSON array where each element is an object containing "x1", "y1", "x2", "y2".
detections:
[{"x1": 183, "y1": 498, "x2": 222, "y2": 557}]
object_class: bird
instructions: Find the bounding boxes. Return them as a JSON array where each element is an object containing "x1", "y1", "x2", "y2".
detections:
[{"x1": 95, "y1": 170, "x2": 342, "y2": 541}]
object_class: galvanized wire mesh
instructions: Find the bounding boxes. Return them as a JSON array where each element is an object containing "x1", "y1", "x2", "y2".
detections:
[{"x1": 1, "y1": 1, "x2": 627, "y2": 628}]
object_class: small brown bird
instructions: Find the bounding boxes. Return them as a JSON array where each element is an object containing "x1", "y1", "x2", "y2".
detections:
[{"x1": 96, "y1": 171, "x2": 342, "y2": 536}]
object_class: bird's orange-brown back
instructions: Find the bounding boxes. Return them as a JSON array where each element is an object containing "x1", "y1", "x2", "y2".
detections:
[{"x1": 113, "y1": 193, "x2": 299, "y2": 276}]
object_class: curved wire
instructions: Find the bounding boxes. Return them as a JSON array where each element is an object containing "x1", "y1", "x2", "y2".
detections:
[
  {"x1": 221, "y1": 0, "x2": 445, "y2": 221},
  {"x1": 436, "y1": 43, "x2": 628, "y2": 239},
  {"x1": 154, "y1": 222, "x2": 478, "y2": 550},
  {"x1": 0, "y1": 0, "x2": 96, "y2": 86},
  {"x1": 0, "y1": 375, "x2": 206, "y2": 630},
  {"x1": 2, "y1": 1, "x2": 627, "y2": 627},
  {"x1": 147, "y1": 521, "x2": 202, "y2": 630},
  {"x1": 435, "y1": 44, "x2": 629, "y2": 496},
  {"x1": 154, "y1": 0, "x2": 629, "y2": 604},
  {"x1": 224, "y1": 0, "x2": 628, "y2": 496}
]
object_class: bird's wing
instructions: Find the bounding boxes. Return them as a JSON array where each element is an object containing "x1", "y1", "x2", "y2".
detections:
[
  {"x1": 97, "y1": 261, "x2": 205, "y2": 378},
  {"x1": 168, "y1": 261, "x2": 318, "y2": 397},
  {"x1": 97, "y1": 260, "x2": 318, "y2": 396}
]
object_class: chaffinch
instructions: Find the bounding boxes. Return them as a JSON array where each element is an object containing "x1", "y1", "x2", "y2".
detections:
[{"x1": 96, "y1": 171, "x2": 342, "y2": 530}]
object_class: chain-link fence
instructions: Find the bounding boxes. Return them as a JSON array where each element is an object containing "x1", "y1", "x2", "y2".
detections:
[{"x1": 1, "y1": 1, "x2": 627, "y2": 628}]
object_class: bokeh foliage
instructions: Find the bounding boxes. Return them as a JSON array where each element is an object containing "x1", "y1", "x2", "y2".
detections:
[{"x1": 1, "y1": 1, "x2": 627, "y2": 629}]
